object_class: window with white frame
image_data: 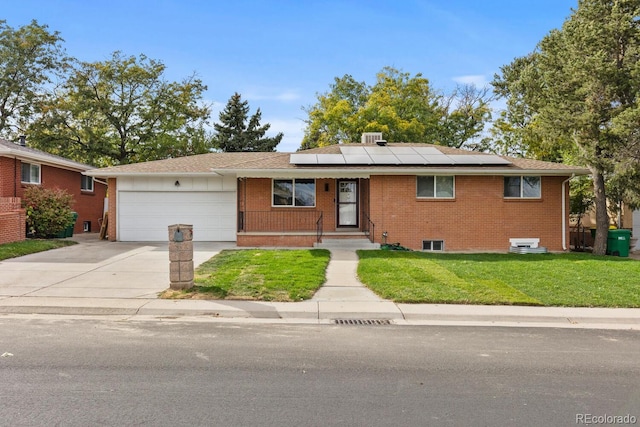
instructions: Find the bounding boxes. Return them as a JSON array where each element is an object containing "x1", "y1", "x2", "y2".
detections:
[
  {"x1": 273, "y1": 179, "x2": 316, "y2": 207},
  {"x1": 21, "y1": 162, "x2": 41, "y2": 184},
  {"x1": 504, "y1": 176, "x2": 541, "y2": 198},
  {"x1": 81, "y1": 175, "x2": 94, "y2": 192},
  {"x1": 417, "y1": 176, "x2": 454, "y2": 198}
]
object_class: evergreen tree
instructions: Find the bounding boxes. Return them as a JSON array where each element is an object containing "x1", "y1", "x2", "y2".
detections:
[
  {"x1": 213, "y1": 93, "x2": 282, "y2": 152},
  {"x1": 492, "y1": 0, "x2": 640, "y2": 255}
]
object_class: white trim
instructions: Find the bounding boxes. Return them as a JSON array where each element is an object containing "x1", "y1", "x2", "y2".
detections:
[
  {"x1": 20, "y1": 162, "x2": 41, "y2": 184},
  {"x1": 416, "y1": 175, "x2": 455, "y2": 199},
  {"x1": 87, "y1": 167, "x2": 589, "y2": 179},
  {"x1": 0, "y1": 147, "x2": 90, "y2": 172},
  {"x1": 81, "y1": 175, "x2": 94, "y2": 192},
  {"x1": 509, "y1": 238, "x2": 540, "y2": 248},
  {"x1": 272, "y1": 178, "x2": 317, "y2": 208},
  {"x1": 503, "y1": 176, "x2": 542, "y2": 199}
]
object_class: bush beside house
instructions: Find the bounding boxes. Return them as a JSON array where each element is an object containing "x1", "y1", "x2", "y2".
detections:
[{"x1": 23, "y1": 187, "x2": 75, "y2": 238}]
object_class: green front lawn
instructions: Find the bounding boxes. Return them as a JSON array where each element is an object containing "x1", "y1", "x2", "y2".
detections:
[
  {"x1": 0, "y1": 239, "x2": 77, "y2": 261},
  {"x1": 164, "y1": 249, "x2": 331, "y2": 302},
  {"x1": 357, "y1": 251, "x2": 640, "y2": 307}
]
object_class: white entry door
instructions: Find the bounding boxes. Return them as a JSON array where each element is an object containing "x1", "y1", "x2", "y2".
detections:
[{"x1": 337, "y1": 180, "x2": 358, "y2": 227}]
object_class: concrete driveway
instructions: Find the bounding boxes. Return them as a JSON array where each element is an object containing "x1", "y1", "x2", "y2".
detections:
[{"x1": 0, "y1": 234, "x2": 235, "y2": 299}]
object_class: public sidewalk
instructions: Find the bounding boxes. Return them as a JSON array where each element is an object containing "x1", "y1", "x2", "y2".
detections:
[{"x1": 0, "y1": 235, "x2": 639, "y2": 330}]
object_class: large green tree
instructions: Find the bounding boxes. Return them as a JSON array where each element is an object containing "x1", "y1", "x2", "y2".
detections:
[
  {"x1": 492, "y1": 0, "x2": 640, "y2": 255},
  {"x1": 212, "y1": 92, "x2": 283, "y2": 152},
  {"x1": 0, "y1": 20, "x2": 68, "y2": 138},
  {"x1": 301, "y1": 66, "x2": 491, "y2": 150},
  {"x1": 28, "y1": 51, "x2": 212, "y2": 166}
]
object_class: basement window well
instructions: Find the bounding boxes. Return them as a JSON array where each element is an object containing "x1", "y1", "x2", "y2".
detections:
[{"x1": 423, "y1": 240, "x2": 444, "y2": 251}]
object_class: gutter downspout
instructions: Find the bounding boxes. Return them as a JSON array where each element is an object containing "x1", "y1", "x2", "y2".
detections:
[{"x1": 562, "y1": 175, "x2": 575, "y2": 251}]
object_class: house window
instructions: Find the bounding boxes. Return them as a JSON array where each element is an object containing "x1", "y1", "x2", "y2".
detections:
[
  {"x1": 21, "y1": 163, "x2": 41, "y2": 184},
  {"x1": 81, "y1": 175, "x2": 94, "y2": 192},
  {"x1": 273, "y1": 179, "x2": 316, "y2": 207},
  {"x1": 423, "y1": 240, "x2": 444, "y2": 251},
  {"x1": 417, "y1": 176, "x2": 454, "y2": 198},
  {"x1": 504, "y1": 176, "x2": 541, "y2": 198}
]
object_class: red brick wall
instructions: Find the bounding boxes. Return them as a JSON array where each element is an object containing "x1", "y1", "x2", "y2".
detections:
[
  {"x1": 240, "y1": 178, "x2": 365, "y2": 233},
  {"x1": 0, "y1": 197, "x2": 25, "y2": 244},
  {"x1": 237, "y1": 234, "x2": 317, "y2": 247},
  {"x1": 0, "y1": 157, "x2": 19, "y2": 198},
  {"x1": 369, "y1": 175, "x2": 569, "y2": 251},
  {"x1": 240, "y1": 175, "x2": 570, "y2": 251},
  {"x1": 0, "y1": 157, "x2": 106, "y2": 235}
]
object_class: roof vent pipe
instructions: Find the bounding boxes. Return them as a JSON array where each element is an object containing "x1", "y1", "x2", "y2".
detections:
[{"x1": 18, "y1": 135, "x2": 26, "y2": 146}]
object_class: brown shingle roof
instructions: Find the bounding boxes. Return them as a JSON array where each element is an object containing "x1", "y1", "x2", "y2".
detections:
[
  {"x1": 87, "y1": 143, "x2": 589, "y2": 176},
  {"x1": 0, "y1": 138, "x2": 95, "y2": 171}
]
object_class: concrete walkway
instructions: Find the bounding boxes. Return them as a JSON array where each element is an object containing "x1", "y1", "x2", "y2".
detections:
[{"x1": 0, "y1": 235, "x2": 639, "y2": 330}]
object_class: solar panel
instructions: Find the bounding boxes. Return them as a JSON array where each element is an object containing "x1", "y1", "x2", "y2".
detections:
[
  {"x1": 369, "y1": 154, "x2": 400, "y2": 164},
  {"x1": 446, "y1": 155, "x2": 481, "y2": 164},
  {"x1": 422, "y1": 155, "x2": 455, "y2": 164},
  {"x1": 394, "y1": 154, "x2": 428, "y2": 164},
  {"x1": 340, "y1": 146, "x2": 368, "y2": 155},
  {"x1": 343, "y1": 154, "x2": 373, "y2": 164},
  {"x1": 476, "y1": 155, "x2": 512, "y2": 165},
  {"x1": 413, "y1": 146, "x2": 443, "y2": 155},
  {"x1": 289, "y1": 154, "x2": 318, "y2": 164},
  {"x1": 363, "y1": 146, "x2": 393, "y2": 155},
  {"x1": 317, "y1": 154, "x2": 346, "y2": 164},
  {"x1": 291, "y1": 146, "x2": 513, "y2": 167},
  {"x1": 388, "y1": 146, "x2": 419, "y2": 155}
]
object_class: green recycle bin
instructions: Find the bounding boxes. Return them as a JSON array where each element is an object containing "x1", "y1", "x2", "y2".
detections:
[
  {"x1": 606, "y1": 229, "x2": 631, "y2": 257},
  {"x1": 65, "y1": 212, "x2": 79, "y2": 238}
]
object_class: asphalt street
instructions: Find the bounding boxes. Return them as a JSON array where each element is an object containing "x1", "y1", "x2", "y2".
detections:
[{"x1": 1, "y1": 317, "x2": 638, "y2": 426}]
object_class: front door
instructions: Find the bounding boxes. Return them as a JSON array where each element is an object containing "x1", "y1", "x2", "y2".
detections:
[{"x1": 337, "y1": 179, "x2": 358, "y2": 227}]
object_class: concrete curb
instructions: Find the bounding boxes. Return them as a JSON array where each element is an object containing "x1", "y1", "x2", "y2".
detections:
[{"x1": 2, "y1": 297, "x2": 640, "y2": 330}]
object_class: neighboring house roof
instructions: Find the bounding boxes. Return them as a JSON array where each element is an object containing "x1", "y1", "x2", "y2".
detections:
[
  {"x1": 86, "y1": 143, "x2": 590, "y2": 178},
  {"x1": 0, "y1": 138, "x2": 95, "y2": 172}
]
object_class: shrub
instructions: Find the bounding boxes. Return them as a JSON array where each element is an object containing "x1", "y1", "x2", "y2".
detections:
[{"x1": 23, "y1": 187, "x2": 75, "y2": 238}]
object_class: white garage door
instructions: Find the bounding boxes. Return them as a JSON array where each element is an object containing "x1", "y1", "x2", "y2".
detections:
[{"x1": 118, "y1": 191, "x2": 236, "y2": 241}]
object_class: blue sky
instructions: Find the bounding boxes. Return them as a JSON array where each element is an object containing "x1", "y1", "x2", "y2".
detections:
[{"x1": 5, "y1": 0, "x2": 576, "y2": 151}]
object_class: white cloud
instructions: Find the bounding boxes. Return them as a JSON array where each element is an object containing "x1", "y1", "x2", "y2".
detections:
[
  {"x1": 245, "y1": 90, "x2": 301, "y2": 102},
  {"x1": 264, "y1": 118, "x2": 305, "y2": 152},
  {"x1": 452, "y1": 75, "x2": 490, "y2": 87}
]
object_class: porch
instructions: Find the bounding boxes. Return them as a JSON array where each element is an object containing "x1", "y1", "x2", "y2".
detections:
[
  {"x1": 236, "y1": 210, "x2": 375, "y2": 247},
  {"x1": 236, "y1": 177, "x2": 374, "y2": 247}
]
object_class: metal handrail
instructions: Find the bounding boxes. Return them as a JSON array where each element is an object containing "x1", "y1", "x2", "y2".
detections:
[
  {"x1": 316, "y1": 211, "x2": 323, "y2": 243},
  {"x1": 363, "y1": 213, "x2": 375, "y2": 244}
]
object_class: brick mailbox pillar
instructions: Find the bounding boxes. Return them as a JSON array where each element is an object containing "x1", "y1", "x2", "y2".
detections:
[{"x1": 168, "y1": 224, "x2": 194, "y2": 290}]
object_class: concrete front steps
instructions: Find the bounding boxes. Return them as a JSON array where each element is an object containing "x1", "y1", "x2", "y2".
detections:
[{"x1": 314, "y1": 238, "x2": 380, "y2": 250}]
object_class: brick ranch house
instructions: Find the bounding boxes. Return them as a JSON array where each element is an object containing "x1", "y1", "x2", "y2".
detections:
[
  {"x1": 0, "y1": 137, "x2": 107, "y2": 244},
  {"x1": 88, "y1": 140, "x2": 589, "y2": 252}
]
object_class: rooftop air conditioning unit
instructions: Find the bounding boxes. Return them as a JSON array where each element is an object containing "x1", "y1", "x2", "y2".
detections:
[{"x1": 361, "y1": 132, "x2": 383, "y2": 144}]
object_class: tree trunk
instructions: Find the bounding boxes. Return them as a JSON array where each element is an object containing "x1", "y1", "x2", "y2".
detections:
[{"x1": 591, "y1": 169, "x2": 609, "y2": 256}]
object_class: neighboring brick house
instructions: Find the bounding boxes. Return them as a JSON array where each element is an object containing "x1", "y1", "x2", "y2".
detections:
[
  {"x1": 0, "y1": 137, "x2": 107, "y2": 243},
  {"x1": 88, "y1": 138, "x2": 589, "y2": 252}
]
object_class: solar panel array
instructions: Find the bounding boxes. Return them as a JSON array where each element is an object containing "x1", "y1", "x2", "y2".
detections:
[{"x1": 289, "y1": 146, "x2": 512, "y2": 166}]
